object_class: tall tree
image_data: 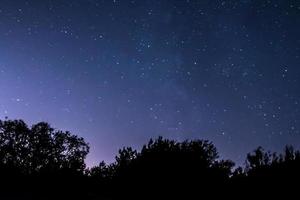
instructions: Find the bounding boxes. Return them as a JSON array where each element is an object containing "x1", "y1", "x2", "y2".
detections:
[{"x1": 0, "y1": 119, "x2": 89, "y2": 175}]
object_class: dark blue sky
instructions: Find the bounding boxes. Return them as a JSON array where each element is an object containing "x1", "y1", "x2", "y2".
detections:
[{"x1": 0, "y1": 0, "x2": 299, "y2": 167}]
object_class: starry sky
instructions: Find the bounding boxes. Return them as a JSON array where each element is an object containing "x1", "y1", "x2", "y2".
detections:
[{"x1": 0, "y1": 0, "x2": 299, "y2": 167}]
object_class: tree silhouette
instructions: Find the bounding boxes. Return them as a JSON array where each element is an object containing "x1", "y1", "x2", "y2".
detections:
[
  {"x1": 0, "y1": 119, "x2": 89, "y2": 175},
  {"x1": 0, "y1": 119, "x2": 90, "y2": 199},
  {"x1": 230, "y1": 145, "x2": 300, "y2": 197},
  {"x1": 90, "y1": 137, "x2": 234, "y2": 198},
  {"x1": 1, "y1": 118, "x2": 300, "y2": 199},
  {"x1": 243, "y1": 145, "x2": 300, "y2": 177}
]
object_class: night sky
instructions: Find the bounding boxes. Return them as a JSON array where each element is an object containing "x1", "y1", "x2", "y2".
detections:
[{"x1": 0, "y1": 0, "x2": 300, "y2": 167}]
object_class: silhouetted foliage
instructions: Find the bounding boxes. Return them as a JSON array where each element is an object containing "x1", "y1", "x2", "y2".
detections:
[
  {"x1": 0, "y1": 119, "x2": 89, "y2": 175},
  {"x1": 1, "y1": 118, "x2": 300, "y2": 199},
  {"x1": 0, "y1": 119, "x2": 90, "y2": 199},
  {"x1": 89, "y1": 137, "x2": 234, "y2": 198},
  {"x1": 244, "y1": 145, "x2": 300, "y2": 179},
  {"x1": 230, "y1": 145, "x2": 300, "y2": 198}
]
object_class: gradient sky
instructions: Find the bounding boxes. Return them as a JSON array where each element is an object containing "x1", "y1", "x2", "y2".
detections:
[{"x1": 0, "y1": 0, "x2": 299, "y2": 167}]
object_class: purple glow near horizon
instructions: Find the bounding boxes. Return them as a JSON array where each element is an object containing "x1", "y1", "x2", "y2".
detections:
[{"x1": 0, "y1": 0, "x2": 300, "y2": 167}]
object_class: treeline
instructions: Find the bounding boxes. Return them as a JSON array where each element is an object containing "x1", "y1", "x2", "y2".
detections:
[{"x1": 0, "y1": 119, "x2": 299, "y2": 199}]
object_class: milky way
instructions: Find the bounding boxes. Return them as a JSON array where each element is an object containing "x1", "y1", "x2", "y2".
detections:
[{"x1": 0, "y1": 0, "x2": 299, "y2": 166}]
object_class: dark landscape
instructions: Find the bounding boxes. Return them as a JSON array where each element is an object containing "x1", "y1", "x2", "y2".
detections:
[
  {"x1": 0, "y1": 0, "x2": 299, "y2": 199},
  {"x1": 0, "y1": 119, "x2": 299, "y2": 199}
]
